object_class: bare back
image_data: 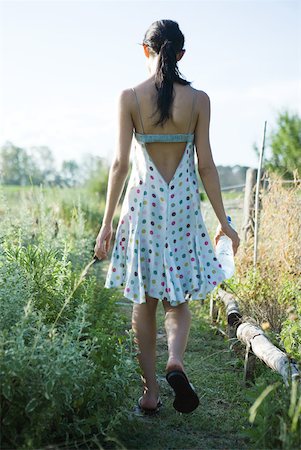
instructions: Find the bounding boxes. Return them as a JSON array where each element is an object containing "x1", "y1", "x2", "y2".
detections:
[{"x1": 131, "y1": 82, "x2": 199, "y2": 186}]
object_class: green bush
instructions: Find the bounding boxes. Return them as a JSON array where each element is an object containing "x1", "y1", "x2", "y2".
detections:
[
  {"x1": 226, "y1": 269, "x2": 301, "y2": 334},
  {"x1": 0, "y1": 186, "x2": 137, "y2": 449},
  {"x1": 281, "y1": 317, "x2": 301, "y2": 361},
  {"x1": 1, "y1": 299, "x2": 136, "y2": 449}
]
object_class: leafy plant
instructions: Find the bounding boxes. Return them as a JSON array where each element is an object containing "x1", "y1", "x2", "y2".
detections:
[
  {"x1": 0, "y1": 186, "x2": 137, "y2": 449},
  {"x1": 242, "y1": 375, "x2": 301, "y2": 449}
]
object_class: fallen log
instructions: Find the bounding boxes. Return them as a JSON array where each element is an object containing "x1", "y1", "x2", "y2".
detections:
[
  {"x1": 237, "y1": 322, "x2": 300, "y2": 386},
  {"x1": 215, "y1": 287, "x2": 300, "y2": 386}
]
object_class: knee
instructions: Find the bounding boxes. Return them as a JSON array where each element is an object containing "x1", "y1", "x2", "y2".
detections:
[
  {"x1": 145, "y1": 293, "x2": 159, "y2": 312},
  {"x1": 132, "y1": 296, "x2": 158, "y2": 324},
  {"x1": 179, "y1": 303, "x2": 192, "y2": 322},
  {"x1": 164, "y1": 301, "x2": 191, "y2": 320}
]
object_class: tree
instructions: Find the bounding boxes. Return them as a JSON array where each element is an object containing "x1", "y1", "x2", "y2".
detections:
[
  {"x1": 80, "y1": 153, "x2": 111, "y2": 197},
  {"x1": 60, "y1": 160, "x2": 81, "y2": 187},
  {"x1": 0, "y1": 141, "x2": 31, "y2": 185},
  {"x1": 253, "y1": 110, "x2": 301, "y2": 179},
  {"x1": 0, "y1": 142, "x2": 59, "y2": 186},
  {"x1": 27, "y1": 146, "x2": 57, "y2": 185},
  {"x1": 216, "y1": 165, "x2": 249, "y2": 188}
]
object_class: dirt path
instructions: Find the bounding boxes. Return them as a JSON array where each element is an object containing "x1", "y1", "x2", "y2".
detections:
[{"x1": 103, "y1": 270, "x2": 252, "y2": 449}]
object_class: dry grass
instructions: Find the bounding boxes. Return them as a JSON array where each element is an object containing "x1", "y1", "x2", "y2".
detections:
[
  {"x1": 258, "y1": 171, "x2": 301, "y2": 278},
  {"x1": 232, "y1": 171, "x2": 301, "y2": 332}
]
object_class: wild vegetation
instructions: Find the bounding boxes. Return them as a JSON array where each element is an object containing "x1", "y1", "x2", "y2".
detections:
[
  {"x1": 0, "y1": 171, "x2": 300, "y2": 449},
  {"x1": 0, "y1": 185, "x2": 138, "y2": 449},
  {"x1": 0, "y1": 109, "x2": 300, "y2": 448},
  {"x1": 221, "y1": 171, "x2": 301, "y2": 449},
  {"x1": 229, "y1": 171, "x2": 301, "y2": 355}
]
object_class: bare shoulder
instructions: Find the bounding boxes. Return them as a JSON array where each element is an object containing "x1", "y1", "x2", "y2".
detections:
[
  {"x1": 117, "y1": 88, "x2": 135, "y2": 102},
  {"x1": 114, "y1": 88, "x2": 137, "y2": 112},
  {"x1": 192, "y1": 88, "x2": 210, "y2": 110}
]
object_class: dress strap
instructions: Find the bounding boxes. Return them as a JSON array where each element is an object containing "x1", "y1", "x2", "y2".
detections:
[
  {"x1": 186, "y1": 91, "x2": 197, "y2": 134},
  {"x1": 132, "y1": 88, "x2": 145, "y2": 134},
  {"x1": 135, "y1": 132, "x2": 194, "y2": 143}
]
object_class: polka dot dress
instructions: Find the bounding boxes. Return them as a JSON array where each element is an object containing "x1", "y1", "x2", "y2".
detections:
[{"x1": 104, "y1": 130, "x2": 228, "y2": 307}]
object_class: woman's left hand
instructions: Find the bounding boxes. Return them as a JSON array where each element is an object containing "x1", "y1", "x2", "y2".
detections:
[
  {"x1": 94, "y1": 223, "x2": 113, "y2": 260},
  {"x1": 214, "y1": 222, "x2": 240, "y2": 256}
]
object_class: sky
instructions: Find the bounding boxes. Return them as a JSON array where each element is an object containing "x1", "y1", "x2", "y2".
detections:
[{"x1": 0, "y1": 0, "x2": 300, "y2": 170}]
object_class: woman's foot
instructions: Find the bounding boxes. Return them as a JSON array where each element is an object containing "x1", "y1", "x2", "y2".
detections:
[
  {"x1": 137, "y1": 395, "x2": 162, "y2": 416},
  {"x1": 165, "y1": 357, "x2": 199, "y2": 413},
  {"x1": 166, "y1": 369, "x2": 199, "y2": 413},
  {"x1": 139, "y1": 387, "x2": 160, "y2": 410},
  {"x1": 166, "y1": 356, "x2": 184, "y2": 374}
]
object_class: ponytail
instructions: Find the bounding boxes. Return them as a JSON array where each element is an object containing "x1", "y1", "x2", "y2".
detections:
[
  {"x1": 154, "y1": 40, "x2": 177, "y2": 126},
  {"x1": 142, "y1": 20, "x2": 192, "y2": 127}
]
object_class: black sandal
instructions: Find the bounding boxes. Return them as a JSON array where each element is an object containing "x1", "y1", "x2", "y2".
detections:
[
  {"x1": 166, "y1": 370, "x2": 199, "y2": 413},
  {"x1": 136, "y1": 396, "x2": 163, "y2": 416}
]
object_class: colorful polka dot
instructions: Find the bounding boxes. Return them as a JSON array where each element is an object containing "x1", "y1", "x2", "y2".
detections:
[{"x1": 104, "y1": 136, "x2": 228, "y2": 305}]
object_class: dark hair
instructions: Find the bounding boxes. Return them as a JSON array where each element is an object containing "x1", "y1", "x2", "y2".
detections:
[{"x1": 142, "y1": 19, "x2": 192, "y2": 127}]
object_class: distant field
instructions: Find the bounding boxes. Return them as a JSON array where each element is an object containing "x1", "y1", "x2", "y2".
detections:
[{"x1": 0, "y1": 184, "x2": 245, "y2": 239}]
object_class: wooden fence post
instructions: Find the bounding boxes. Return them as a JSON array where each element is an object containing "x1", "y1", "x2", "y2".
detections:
[
  {"x1": 241, "y1": 168, "x2": 257, "y2": 243},
  {"x1": 209, "y1": 292, "x2": 219, "y2": 324},
  {"x1": 244, "y1": 342, "x2": 257, "y2": 385}
]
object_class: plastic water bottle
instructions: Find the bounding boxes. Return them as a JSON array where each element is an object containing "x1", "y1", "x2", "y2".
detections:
[{"x1": 215, "y1": 215, "x2": 235, "y2": 279}]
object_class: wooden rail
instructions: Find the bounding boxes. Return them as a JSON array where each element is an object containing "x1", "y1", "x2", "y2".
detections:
[{"x1": 210, "y1": 288, "x2": 300, "y2": 387}]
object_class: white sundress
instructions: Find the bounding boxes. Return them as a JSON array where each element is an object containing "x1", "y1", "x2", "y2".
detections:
[{"x1": 104, "y1": 87, "x2": 228, "y2": 306}]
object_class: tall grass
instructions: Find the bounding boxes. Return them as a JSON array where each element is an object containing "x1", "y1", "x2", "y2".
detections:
[{"x1": 229, "y1": 171, "x2": 301, "y2": 341}]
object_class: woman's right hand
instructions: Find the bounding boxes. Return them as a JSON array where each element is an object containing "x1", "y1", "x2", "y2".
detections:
[
  {"x1": 214, "y1": 222, "x2": 241, "y2": 256},
  {"x1": 94, "y1": 223, "x2": 113, "y2": 260}
]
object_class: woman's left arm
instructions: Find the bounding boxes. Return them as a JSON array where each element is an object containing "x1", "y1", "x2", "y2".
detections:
[{"x1": 94, "y1": 89, "x2": 134, "y2": 260}]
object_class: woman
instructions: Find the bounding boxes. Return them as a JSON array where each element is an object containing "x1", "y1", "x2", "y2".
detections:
[{"x1": 94, "y1": 19, "x2": 240, "y2": 415}]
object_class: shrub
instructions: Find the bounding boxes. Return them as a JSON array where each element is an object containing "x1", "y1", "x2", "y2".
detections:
[{"x1": 0, "y1": 185, "x2": 137, "y2": 449}]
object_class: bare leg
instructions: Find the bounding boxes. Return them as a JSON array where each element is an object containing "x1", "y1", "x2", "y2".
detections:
[
  {"x1": 163, "y1": 300, "x2": 192, "y2": 373},
  {"x1": 131, "y1": 293, "x2": 159, "y2": 409}
]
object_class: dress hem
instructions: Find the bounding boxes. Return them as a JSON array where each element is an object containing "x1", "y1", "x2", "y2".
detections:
[{"x1": 104, "y1": 274, "x2": 229, "y2": 307}]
